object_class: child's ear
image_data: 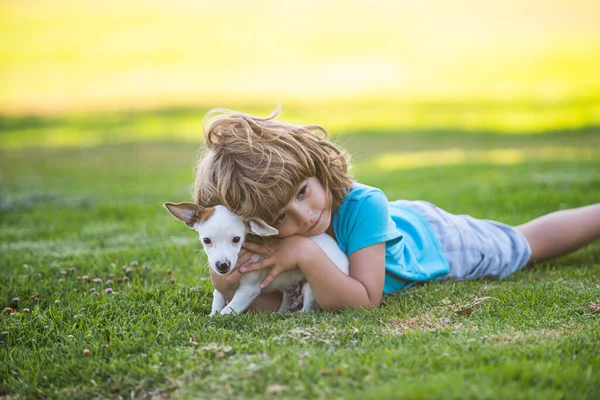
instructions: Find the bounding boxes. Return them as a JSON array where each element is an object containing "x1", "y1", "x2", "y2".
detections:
[
  {"x1": 248, "y1": 218, "x2": 279, "y2": 237},
  {"x1": 163, "y1": 202, "x2": 205, "y2": 228}
]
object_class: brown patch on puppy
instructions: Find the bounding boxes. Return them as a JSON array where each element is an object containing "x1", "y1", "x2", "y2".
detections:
[
  {"x1": 164, "y1": 202, "x2": 204, "y2": 228},
  {"x1": 199, "y1": 207, "x2": 216, "y2": 222}
]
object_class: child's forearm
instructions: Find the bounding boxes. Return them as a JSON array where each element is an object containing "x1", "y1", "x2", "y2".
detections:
[{"x1": 299, "y1": 240, "x2": 378, "y2": 310}]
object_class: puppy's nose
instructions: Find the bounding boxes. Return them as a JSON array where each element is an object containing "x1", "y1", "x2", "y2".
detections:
[{"x1": 215, "y1": 260, "x2": 230, "y2": 273}]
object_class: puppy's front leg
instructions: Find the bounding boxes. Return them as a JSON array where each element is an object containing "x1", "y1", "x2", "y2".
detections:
[
  {"x1": 277, "y1": 292, "x2": 293, "y2": 313},
  {"x1": 301, "y1": 283, "x2": 318, "y2": 312},
  {"x1": 220, "y1": 285, "x2": 261, "y2": 315},
  {"x1": 209, "y1": 289, "x2": 226, "y2": 317}
]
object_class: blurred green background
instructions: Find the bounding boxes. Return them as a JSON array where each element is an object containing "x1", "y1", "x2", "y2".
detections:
[{"x1": 1, "y1": 0, "x2": 600, "y2": 147}]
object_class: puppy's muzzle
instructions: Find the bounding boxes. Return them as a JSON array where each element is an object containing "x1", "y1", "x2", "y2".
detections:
[{"x1": 215, "y1": 260, "x2": 231, "y2": 274}]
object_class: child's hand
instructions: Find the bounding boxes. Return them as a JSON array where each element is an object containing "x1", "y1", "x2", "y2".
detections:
[
  {"x1": 239, "y1": 236, "x2": 308, "y2": 288},
  {"x1": 209, "y1": 268, "x2": 241, "y2": 300},
  {"x1": 209, "y1": 249, "x2": 254, "y2": 299}
]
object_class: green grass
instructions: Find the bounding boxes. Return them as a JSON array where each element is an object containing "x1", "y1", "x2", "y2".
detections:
[
  {"x1": 3, "y1": 102, "x2": 600, "y2": 150},
  {"x1": 1, "y1": 113, "x2": 600, "y2": 399}
]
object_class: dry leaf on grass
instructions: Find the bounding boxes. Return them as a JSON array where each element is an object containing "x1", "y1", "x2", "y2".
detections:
[
  {"x1": 454, "y1": 307, "x2": 473, "y2": 316},
  {"x1": 320, "y1": 369, "x2": 343, "y2": 376},
  {"x1": 453, "y1": 296, "x2": 497, "y2": 316}
]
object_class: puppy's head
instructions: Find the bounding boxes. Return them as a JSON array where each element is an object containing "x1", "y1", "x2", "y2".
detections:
[{"x1": 163, "y1": 202, "x2": 278, "y2": 275}]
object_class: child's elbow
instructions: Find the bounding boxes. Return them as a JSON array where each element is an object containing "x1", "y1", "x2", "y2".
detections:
[
  {"x1": 368, "y1": 292, "x2": 382, "y2": 308},
  {"x1": 352, "y1": 297, "x2": 381, "y2": 310},
  {"x1": 368, "y1": 298, "x2": 381, "y2": 308},
  {"x1": 349, "y1": 300, "x2": 380, "y2": 310},
  {"x1": 321, "y1": 297, "x2": 379, "y2": 311}
]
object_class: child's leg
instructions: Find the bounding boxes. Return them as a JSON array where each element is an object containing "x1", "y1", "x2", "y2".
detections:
[
  {"x1": 516, "y1": 204, "x2": 600, "y2": 263},
  {"x1": 247, "y1": 291, "x2": 283, "y2": 312}
]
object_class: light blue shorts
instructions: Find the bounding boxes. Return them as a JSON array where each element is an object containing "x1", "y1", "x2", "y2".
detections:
[{"x1": 404, "y1": 201, "x2": 532, "y2": 280}]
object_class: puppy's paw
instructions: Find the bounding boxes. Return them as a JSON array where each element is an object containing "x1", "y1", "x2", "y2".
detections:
[
  {"x1": 209, "y1": 309, "x2": 219, "y2": 317},
  {"x1": 300, "y1": 304, "x2": 319, "y2": 313},
  {"x1": 220, "y1": 306, "x2": 234, "y2": 315}
]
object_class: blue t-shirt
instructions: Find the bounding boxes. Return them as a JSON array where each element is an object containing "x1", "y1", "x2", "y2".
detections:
[{"x1": 332, "y1": 182, "x2": 450, "y2": 293}]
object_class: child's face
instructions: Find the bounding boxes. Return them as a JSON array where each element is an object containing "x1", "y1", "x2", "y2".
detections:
[{"x1": 272, "y1": 177, "x2": 332, "y2": 238}]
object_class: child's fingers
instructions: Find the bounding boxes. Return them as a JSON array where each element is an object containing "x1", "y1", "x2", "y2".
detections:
[
  {"x1": 229, "y1": 267, "x2": 243, "y2": 279},
  {"x1": 235, "y1": 249, "x2": 253, "y2": 268},
  {"x1": 240, "y1": 257, "x2": 273, "y2": 273},
  {"x1": 209, "y1": 267, "x2": 241, "y2": 299},
  {"x1": 260, "y1": 270, "x2": 279, "y2": 289}
]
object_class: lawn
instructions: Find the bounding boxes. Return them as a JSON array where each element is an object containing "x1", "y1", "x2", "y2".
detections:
[{"x1": 1, "y1": 111, "x2": 600, "y2": 399}]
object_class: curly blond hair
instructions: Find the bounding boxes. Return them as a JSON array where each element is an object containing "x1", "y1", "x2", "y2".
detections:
[{"x1": 193, "y1": 108, "x2": 353, "y2": 224}]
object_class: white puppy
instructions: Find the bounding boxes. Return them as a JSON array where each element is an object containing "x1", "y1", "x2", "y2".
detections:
[{"x1": 163, "y1": 202, "x2": 349, "y2": 316}]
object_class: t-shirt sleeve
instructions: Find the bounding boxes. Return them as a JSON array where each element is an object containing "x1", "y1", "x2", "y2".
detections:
[{"x1": 346, "y1": 191, "x2": 402, "y2": 256}]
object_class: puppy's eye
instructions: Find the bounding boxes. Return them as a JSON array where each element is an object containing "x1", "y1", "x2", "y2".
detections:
[
  {"x1": 203, "y1": 238, "x2": 211, "y2": 245},
  {"x1": 232, "y1": 237, "x2": 241, "y2": 244}
]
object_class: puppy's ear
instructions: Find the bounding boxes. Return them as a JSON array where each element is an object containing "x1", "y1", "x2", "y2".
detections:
[
  {"x1": 163, "y1": 202, "x2": 207, "y2": 228},
  {"x1": 248, "y1": 218, "x2": 279, "y2": 237}
]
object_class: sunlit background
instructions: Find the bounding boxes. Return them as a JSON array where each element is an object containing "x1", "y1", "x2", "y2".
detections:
[{"x1": 1, "y1": 0, "x2": 600, "y2": 146}]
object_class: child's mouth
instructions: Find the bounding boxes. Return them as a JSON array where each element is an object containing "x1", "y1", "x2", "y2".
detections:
[{"x1": 307, "y1": 212, "x2": 322, "y2": 233}]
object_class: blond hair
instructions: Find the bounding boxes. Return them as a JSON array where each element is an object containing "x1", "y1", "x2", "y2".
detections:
[{"x1": 193, "y1": 108, "x2": 352, "y2": 223}]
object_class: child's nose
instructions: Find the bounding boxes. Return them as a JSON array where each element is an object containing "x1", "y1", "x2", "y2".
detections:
[
  {"x1": 292, "y1": 203, "x2": 313, "y2": 226},
  {"x1": 299, "y1": 208, "x2": 313, "y2": 225}
]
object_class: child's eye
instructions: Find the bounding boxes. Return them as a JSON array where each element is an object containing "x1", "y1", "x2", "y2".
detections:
[
  {"x1": 297, "y1": 185, "x2": 308, "y2": 198},
  {"x1": 232, "y1": 237, "x2": 241, "y2": 244},
  {"x1": 203, "y1": 238, "x2": 211, "y2": 245},
  {"x1": 274, "y1": 213, "x2": 286, "y2": 226}
]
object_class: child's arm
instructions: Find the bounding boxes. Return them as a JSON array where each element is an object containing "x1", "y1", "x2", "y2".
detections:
[
  {"x1": 241, "y1": 237, "x2": 385, "y2": 309},
  {"x1": 300, "y1": 239, "x2": 385, "y2": 309}
]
